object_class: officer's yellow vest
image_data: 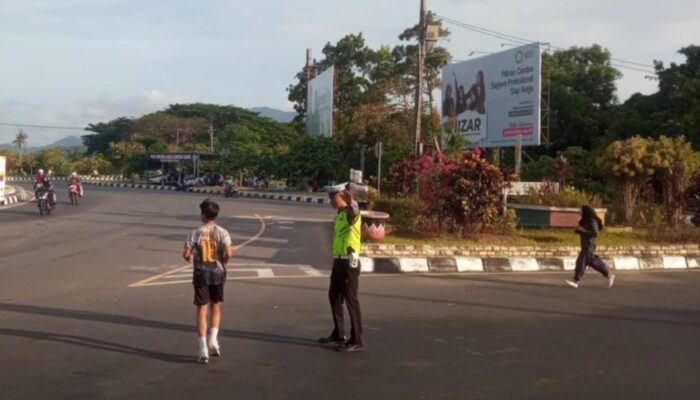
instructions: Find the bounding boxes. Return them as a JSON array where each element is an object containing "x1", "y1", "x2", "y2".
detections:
[{"x1": 333, "y1": 209, "x2": 362, "y2": 255}]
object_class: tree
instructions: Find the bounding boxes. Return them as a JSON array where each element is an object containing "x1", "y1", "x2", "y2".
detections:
[
  {"x1": 652, "y1": 135, "x2": 700, "y2": 225},
  {"x1": 395, "y1": 13, "x2": 452, "y2": 111},
  {"x1": 12, "y1": 129, "x2": 28, "y2": 172},
  {"x1": 83, "y1": 117, "x2": 136, "y2": 155},
  {"x1": 36, "y1": 148, "x2": 70, "y2": 175},
  {"x1": 284, "y1": 136, "x2": 346, "y2": 186},
  {"x1": 546, "y1": 45, "x2": 622, "y2": 152},
  {"x1": 136, "y1": 112, "x2": 208, "y2": 149},
  {"x1": 72, "y1": 154, "x2": 112, "y2": 175},
  {"x1": 108, "y1": 141, "x2": 146, "y2": 175},
  {"x1": 654, "y1": 46, "x2": 700, "y2": 146},
  {"x1": 608, "y1": 45, "x2": 700, "y2": 147},
  {"x1": 599, "y1": 136, "x2": 660, "y2": 224},
  {"x1": 0, "y1": 149, "x2": 19, "y2": 174}
]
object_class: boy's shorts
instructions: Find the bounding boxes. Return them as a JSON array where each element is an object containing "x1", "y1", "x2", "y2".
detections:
[{"x1": 193, "y1": 284, "x2": 224, "y2": 305}]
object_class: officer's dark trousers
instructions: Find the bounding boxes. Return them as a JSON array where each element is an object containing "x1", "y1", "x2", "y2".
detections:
[
  {"x1": 574, "y1": 247, "x2": 611, "y2": 282},
  {"x1": 328, "y1": 258, "x2": 363, "y2": 345}
]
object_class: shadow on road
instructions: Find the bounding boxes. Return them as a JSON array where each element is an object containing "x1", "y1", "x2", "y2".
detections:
[
  {"x1": 0, "y1": 302, "x2": 320, "y2": 355},
  {"x1": 233, "y1": 279, "x2": 700, "y2": 329},
  {"x1": 0, "y1": 328, "x2": 194, "y2": 364}
]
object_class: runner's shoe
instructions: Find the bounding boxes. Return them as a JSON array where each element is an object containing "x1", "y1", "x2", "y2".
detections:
[
  {"x1": 607, "y1": 274, "x2": 616, "y2": 289},
  {"x1": 565, "y1": 280, "x2": 579, "y2": 289},
  {"x1": 209, "y1": 343, "x2": 221, "y2": 357}
]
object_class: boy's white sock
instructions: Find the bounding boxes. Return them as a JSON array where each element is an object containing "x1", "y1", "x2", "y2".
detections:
[
  {"x1": 208, "y1": 327, "x2": 219, "y2": 347},
  {"x1": 198, "y1": 336, "x2": 208, "y2": 354}
]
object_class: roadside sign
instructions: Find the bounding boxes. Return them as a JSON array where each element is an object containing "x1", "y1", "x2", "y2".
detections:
[{"x1": 0, "y1": 156, "x2": 6, "y2": 204}]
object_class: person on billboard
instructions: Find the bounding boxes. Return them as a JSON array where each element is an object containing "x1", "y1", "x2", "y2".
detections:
[
  {"x1": 442, "y1": 84, "x2": 456, "y2": 119},
  {"x1": 451, "y1": 70, "x2": 468, "y2": 115},
  {"x1": 456, "y1": 85, "x2": 468, "y2": 114},
  {"x1": 465, "y1": 70, "x2": 486, "y2": 114}
]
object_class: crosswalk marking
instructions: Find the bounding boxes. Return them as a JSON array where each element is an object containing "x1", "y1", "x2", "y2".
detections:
[{"x1": 130, "y1": 263, "x2": 326, "y2": 287}]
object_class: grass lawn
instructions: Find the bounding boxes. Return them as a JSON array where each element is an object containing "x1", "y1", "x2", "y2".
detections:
[{"x1": 378, "y1": 227, "x2": 696, "y2": 247}]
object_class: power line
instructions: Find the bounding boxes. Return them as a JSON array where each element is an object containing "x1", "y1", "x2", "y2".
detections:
[
  {"x1": 0, "y1": 122, "x2": 87, "y2": 130},
  {"x1": 435, "y1": 14, "x2": 656, "y2": 74}
]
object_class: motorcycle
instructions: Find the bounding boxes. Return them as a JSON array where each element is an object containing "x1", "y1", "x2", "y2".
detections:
[
  {"x1": 36, "y1": 184, "x2": 53, "y2": 216},
  {"x1": 68, "y1": 183, "x2": 80, "y2": 206},
  {"x1": 224, "y1": 182, "x2": 239, "y2": 198}
]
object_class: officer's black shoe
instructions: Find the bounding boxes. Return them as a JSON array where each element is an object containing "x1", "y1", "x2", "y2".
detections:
[
  {"x1": 318, "y1": 335, "x2": 346, "y2": 344},
  {"x1": 336, "y1": 343, "x2": 364, "y2": 353}
]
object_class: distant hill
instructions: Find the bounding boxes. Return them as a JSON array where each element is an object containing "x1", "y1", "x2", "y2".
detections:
[
  {"x1": 0, "y1": 135, "x2": 85, "y2": 153},
  {"x1": 249, "y1": 107, "x2": 296, "y2": 123}
]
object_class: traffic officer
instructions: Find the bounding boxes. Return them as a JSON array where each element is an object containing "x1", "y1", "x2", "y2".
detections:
[{"x1": 318, "y1": 182, "x2": 364, "y2": 353}]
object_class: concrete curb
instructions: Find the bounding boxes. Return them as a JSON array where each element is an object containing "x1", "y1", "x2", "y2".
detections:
[
  {"x1": 7, "y1": 175, "x2": 123, "y2": 182},
  {"x1": 0, "y1": 186, "x2": 31, "y2": 206},
  {"x1": 358, "y1": 255, "x2": 700, "y2": 273},
  {"x1": 82, "y1": 181, "x2": 331, "y2": 205},
  {"x1": 1, "y1": 193, "x2": 23, "y2": 206}
]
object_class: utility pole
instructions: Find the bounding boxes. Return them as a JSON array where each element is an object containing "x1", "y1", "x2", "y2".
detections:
[
  {"x1": 413, "y1": 0, "x2": 426, "y2": 155},
  {"x1": 209, "y1": 123, "x2": 214, "y2": 153},
  {"x1": 176, "y1": 128, "x2": 180, "y2": 151},
  {"x1": 305, "y1": 48, "x2": 312, "y2": 135},
  {"x1": 360, "y1": 145, "x2": 365, "y2": 174},
  {"x1": 376, "y1": 141, "x2": 383, "y2": 196}
]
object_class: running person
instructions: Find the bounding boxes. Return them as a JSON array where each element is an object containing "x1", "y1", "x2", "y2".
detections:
[{"x1": 566, "y1": 205, "x2": 615, "y2": 289}]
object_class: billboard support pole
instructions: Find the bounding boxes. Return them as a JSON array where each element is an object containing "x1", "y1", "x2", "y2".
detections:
[
  {"x1": 306, "y1": 48, "x2": 312, "y2": 135},
  {"x1": 413, "y1": 0, "x2": 426, "y2": 155},
  {"x1": 515, "y1": 134, "x2": 522, "y2": 175}
]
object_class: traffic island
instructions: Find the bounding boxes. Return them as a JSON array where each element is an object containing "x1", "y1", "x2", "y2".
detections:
[{"x1": 359, "y1": 243, "x2": 700, "y2": 273}]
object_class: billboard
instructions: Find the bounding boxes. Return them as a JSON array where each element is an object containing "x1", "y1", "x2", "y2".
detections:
[
  {"x1": 307, "y1": 66, "x2": 334, "y2": 137},
  {"x1": 441, "y1": 43, "x2": 541, "y2": 148},
  {"x1": 0, "y1": 156, "x2": 5, "y2": 204}
]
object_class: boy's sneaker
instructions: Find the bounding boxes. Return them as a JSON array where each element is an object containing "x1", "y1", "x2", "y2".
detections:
[
  {"x1": 197, "y1": 348, "x2": 209, "y2": 364},
  {"x1": 209, "y1": 343, "x2": 221, "y2": 357},
  {"x1": 565, "y1": 280, "x2": 579, "y2": 289},
  {"x1": 607, "y1": 274, "x2": 616, "y2": 289}
]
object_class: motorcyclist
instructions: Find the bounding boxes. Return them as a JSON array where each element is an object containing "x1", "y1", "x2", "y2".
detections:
[
  {"x1": 34, "y1": 169, "x2": 56, "y2": 207},
  {"x1": 34, "y1": 169, "x2": 48, "y2": 187},
  {"x1": 223, "y1": 174, "x2": 236, "y2": 197},
  {"x1": 69, "y1": 172, "x2": 84, "y2": 197}
]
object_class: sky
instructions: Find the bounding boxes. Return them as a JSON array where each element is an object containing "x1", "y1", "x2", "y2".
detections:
[{"x1": 0, "y1": 0, "x2": 698, "y2": 146}]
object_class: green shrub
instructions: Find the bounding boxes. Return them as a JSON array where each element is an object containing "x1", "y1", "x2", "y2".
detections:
[
  {"x1": 487, "y1": 208, "x2": 518, "y2": 234},
  {"x1": 513, "y1": 182, "x2": 603, "y2": 208},
  {"x1": 372, "y1": 197, "x2": 422, "y2": 234}
]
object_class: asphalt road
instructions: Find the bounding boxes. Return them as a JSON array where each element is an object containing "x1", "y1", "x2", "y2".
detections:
[{"x1": 1, "y1": 183, "x2": 699, "y2": 400}]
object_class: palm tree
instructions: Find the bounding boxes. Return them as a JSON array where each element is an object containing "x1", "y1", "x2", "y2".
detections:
[{"x1": 12, "y1": 129, "x2": 28, "y2": 174}]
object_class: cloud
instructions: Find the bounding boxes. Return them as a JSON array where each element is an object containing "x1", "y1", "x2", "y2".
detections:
[
  {"x1": 79, "y1": 90, "x2": 187, "y2": 120},
  {"x1": 0, "y1": 90, "x2": 188, "y2": 146}
]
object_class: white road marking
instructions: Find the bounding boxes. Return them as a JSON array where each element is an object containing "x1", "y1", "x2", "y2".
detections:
[
  {"x1": 300, "y1": 266, "x2": 323, "y2": 276},
  {"x1": 129, "y1": 214, "x2": 267, "y2": 287},
  {"x1": 254, "y1": 268, "x2": 275, "y2": 278},
  {"x1": 235, "y1": 214, "x2": 331, "y2": 223}
]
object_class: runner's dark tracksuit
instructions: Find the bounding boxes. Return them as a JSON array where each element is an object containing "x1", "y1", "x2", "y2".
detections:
[{"x1": 574, "y1": 220, "x2": 611, "y2": 282}]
